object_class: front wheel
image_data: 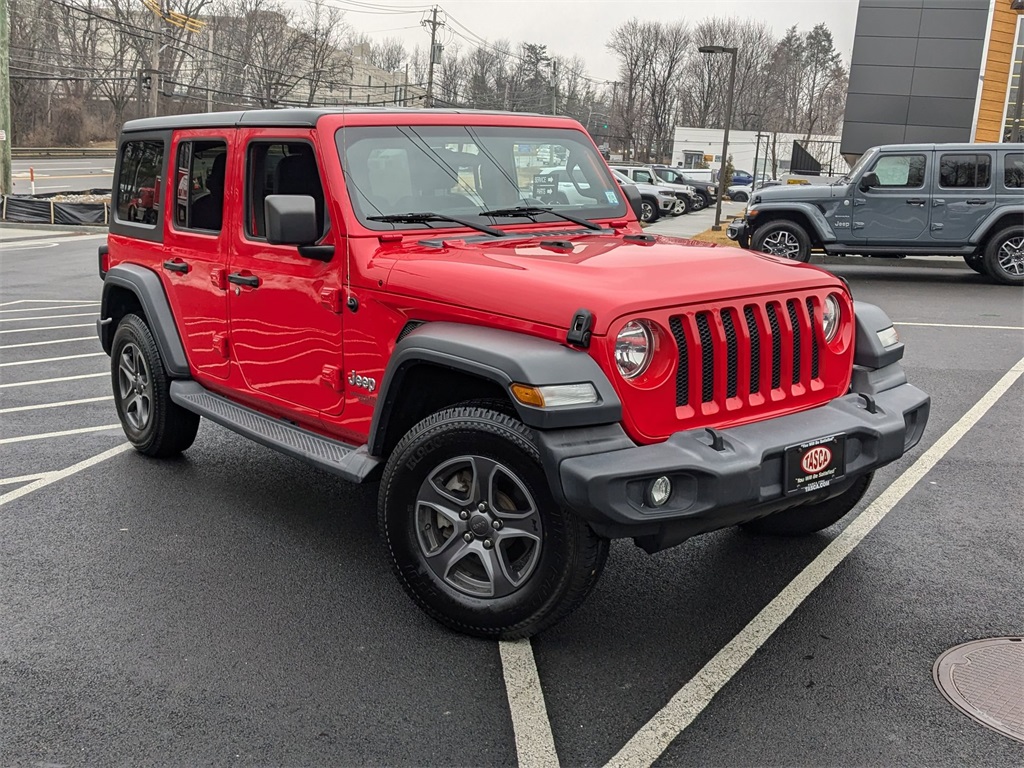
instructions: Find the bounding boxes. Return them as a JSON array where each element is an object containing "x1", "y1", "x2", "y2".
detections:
[
  {"x1": 673, "y1": 197, "x2": 690, "y2": 215},
  {"x1": 731, "y1": 191, "x2": 749, "y2": 203},
  {"x1": 639, "y1": 198, "x2": 659, "y2": 223},
  {"x1": 740, "y1": 473, "x2": 873, "y2": 536},
  {"x1": 752, "y1": 219, "x2": 813, "y2": 263},
  {"x1": 982, "y1": 227, "x2": 1024, "y2": 286},
  {"x1": 378, "y1": 405, "x2": 609, "y2": 639}
]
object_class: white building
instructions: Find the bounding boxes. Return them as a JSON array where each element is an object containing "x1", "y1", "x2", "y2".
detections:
[{"x1": 671, "y1": 127, "x2": 844, "y2": 179}]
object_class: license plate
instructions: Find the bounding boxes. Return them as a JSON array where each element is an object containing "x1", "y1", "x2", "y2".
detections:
[{"x1": 783, "y1": 434, "x2": 846, "y2": 495}]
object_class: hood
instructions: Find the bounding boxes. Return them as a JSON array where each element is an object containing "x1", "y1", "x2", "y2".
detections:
[
  {"x1": 755, "y1": 183, "x2": 849, "y2": 202},
  {"x1": 377, "y1": 232, "x2": 844, "y2": 334}
]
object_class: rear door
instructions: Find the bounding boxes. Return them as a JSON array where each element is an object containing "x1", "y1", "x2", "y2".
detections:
[
  {"x1": 162, "y1": 131, "x2": 232, "y2": 379},
  {"x1": 930, "y1": 152, "x2": 995, "y2": 241},
  {"x1": 854, "y1": 152, "x2": 930, "y2": 242},
  {"x1": 226, "y1": 130, "x2": 345, "y2": 418}
]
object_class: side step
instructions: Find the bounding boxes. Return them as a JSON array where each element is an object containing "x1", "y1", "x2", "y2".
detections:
[{"x1": 169, "y1": 380, "x2": 379, "y2": 483}]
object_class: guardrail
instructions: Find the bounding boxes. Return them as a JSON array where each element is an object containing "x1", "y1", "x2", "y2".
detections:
[{"x1": 12, "y1": 147, "x2": 116, "y2": 159}]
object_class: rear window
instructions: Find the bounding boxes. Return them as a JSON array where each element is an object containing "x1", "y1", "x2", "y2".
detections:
[
  {"x1": 115, "y1": 140, "x2": 165, "y2": 226},
  {"x1": 939, "y1": 154, "x2": 991, "y2": 188},
  {"x1": 1005, "y1": 154, "x2": 1024, "y2": 189}
]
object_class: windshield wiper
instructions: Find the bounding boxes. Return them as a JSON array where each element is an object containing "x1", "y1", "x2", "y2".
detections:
[
  {"x1": 366, "y1": 212, "x2": 506, "y2": 237},
  {"x1": 478, "y1": 206, "x2": 604, "y2": 232}
]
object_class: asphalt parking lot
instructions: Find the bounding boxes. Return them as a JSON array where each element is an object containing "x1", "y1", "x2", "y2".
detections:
[
  {"x1": 11, "y1": 157, "x2": 115, "y2": 195},
  {"x1": 1, "y1": 228, "x2": 1022, "y2": 767}
]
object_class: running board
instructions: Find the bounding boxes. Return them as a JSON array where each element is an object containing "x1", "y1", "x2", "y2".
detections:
[{"x1": 169, "y1": 380, "x2": 379, "y2": 483}]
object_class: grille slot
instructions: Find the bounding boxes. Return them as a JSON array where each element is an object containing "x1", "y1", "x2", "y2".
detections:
[
  {"x1": 787, "y1": 300, "x2": 802, "y2": 384},
  {"x1": 807, "y1": 298, "x2": 819, "y2": 379},
  {"x1": 669, "y1": 316, "x2": 689, "y2": 406},
  {"x1": 767, "y1": 304, "x2": 782, "y2": 389},
  {"x1": 744, "y1": 305, "x2": 760, "y2": 394},
  {"x1": 722, "y1": 310, "x2": 739, "y2": 398},
  {"x1": 696, "y1": 313, "x2": 715, "y2": 403}
]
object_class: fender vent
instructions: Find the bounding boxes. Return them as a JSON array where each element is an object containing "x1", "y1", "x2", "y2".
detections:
[{"x1": 397, "y1": 320, "x2": 425, "y2": 342}]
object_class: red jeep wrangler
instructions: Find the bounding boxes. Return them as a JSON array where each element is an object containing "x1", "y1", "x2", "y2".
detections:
[{"x1": 98, "y1": 109, "x2": 930, "y2": 638}]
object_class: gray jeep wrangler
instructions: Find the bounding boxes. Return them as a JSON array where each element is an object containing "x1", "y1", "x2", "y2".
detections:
[{"x1": 728, "y1": 143, "x2": 1024, "y2": 286}]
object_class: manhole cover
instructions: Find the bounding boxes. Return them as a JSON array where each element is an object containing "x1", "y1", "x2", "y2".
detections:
[{"x1": 934, "y1": 637, "x2": 1024, "y2": 744}]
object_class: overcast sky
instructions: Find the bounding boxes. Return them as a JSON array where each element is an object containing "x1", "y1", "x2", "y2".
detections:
[{"x1": 341, "y1": 0, "x2": 861, "y2": 82}]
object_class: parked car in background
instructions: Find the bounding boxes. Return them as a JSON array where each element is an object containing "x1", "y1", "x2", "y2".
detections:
[
  {"x1": 727, "y1": 142, "x2": 1024, "y2": 285},
  {"x1": 610, "y1": 164, "x2": 699, "y2": 214},
  {"x1": 659, "y1": 166, "x2": 717, "y2": 209},
  {"x1": 608, "y1": 167, "x2": 676, "y2": 222}
]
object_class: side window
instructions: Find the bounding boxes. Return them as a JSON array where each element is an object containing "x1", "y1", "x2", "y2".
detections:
[
  {"x1": 174, "y1": 140, "x2": 228, "y2": 232},
  {"x1": 871, "y1": 154, "x2": 927, "y2": 188},
  {"x1": 246, "y1": 142, "x2": 326, "y2": 239},
  {"x1": 634, "y1": 170, "x2": 654, "y2": 184},
  {"x1": 115, "y1": 140, "x2": 164, "y2": 225},
  {"x1": 939, "y1": 154, "x2": 991, "y2": 188},
  {"x1": 1005, "y1": 154, "x2": 1024, "y2": 189}
]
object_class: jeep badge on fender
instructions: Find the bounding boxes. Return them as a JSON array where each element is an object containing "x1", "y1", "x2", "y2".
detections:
[{"x1": 97, "y1": 108, "x2": 931, "y2": 639}]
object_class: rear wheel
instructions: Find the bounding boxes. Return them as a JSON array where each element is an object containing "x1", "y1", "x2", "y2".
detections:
[
  {"x1": 740, "y1": 473, "x2": 873, "y2": 536},
  {"x1": 672, "y1": 198, "x2": 689, "y2": 215},
  {"x1": 752, "y1": 219, "x2": 812, "y2": 263},
  {"x1": 982, "y1": 227, "x2": 1024, "y2": 286},
  {"x1": 111, "y1": 314, "x2": 199, "y2": 457},
  {"x1": 731, "y1": 191, "x2": 749, "y2": 203},
  {"x1": 378, "y1": 405, "x2": 609, "y2": 638}
]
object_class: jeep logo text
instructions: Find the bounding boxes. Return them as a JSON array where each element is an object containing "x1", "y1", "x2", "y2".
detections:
[{"x1": 348, "y1": 371, "x2": 377, "y2": 393}]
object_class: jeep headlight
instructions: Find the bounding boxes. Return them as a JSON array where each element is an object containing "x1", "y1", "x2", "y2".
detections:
[
  {"x1": 615, "y1": 320, "x2": 654, "y2": 379},
  {"x1": 822, "y1": 294, "x2": 841, "y2": 342}
]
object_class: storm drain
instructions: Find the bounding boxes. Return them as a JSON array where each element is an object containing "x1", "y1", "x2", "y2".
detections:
[{"x1": 933, "y1": 637, "x2": 1024, "y2": 744}]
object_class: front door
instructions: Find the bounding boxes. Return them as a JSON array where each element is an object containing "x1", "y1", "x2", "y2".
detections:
[
  {"x1": 929, "y1": 152, "x2": 995, "y2": 241},
  {"x1": 227, "y1": 131, "x2": 345, "y2": 418},
  {"x1": 162, "y1": 132, "x2": 232, "y2": 379},
  {"x1": 853, "y1": 152, "x2": 930, "y2": 243}
]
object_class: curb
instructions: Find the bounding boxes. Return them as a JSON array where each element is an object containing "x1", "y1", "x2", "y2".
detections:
[{"x1": 1, "y1": 222, "x2": 109, "y2": 235}]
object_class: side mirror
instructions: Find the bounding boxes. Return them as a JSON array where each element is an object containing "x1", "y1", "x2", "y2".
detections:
[
  {"x1": 621, "y1": 183, "x2": 643, "y2": 220},
  {"x1": 859, "y1": 171, "x2": 880, "y2": 192},
  {"x1": 265, "y1": 194, "x2": 318, "y2": 246}
]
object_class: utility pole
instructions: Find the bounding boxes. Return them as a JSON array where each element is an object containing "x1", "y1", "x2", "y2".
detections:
[
  {"x1": 551, "y1": 59, "x2": 558, "y2": 116},
  {"x1": 149, "y1": 1, "x2": 161, "y2": 117},
  {"x1": 206, "y1": 26, "x2": 214, "y2": 112},
  {"x1": 698, "y1": 45, "x2": 738, "y2": 231},
  {"x1": 0, "y1": 0, "x2": 12, "y2": 196},
  {"x1": 423, "y1": 6, "x2": 443, "y2": 108}
]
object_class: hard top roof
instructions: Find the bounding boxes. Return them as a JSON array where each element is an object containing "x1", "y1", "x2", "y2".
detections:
[
  {"x1": 874, "y1": 142, "x2": 1021, "y2": 152},
  {"x1": 120, "y1": 107, "x2": 553, "y2": 133}
]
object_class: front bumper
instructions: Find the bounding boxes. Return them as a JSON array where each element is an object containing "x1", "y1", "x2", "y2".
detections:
[
  {"x1": 727, "y1": 218, "x2": 750, "y2": 248},
  {"x1": 540, "y1": 368, "x2": 929, "y2": 551}
]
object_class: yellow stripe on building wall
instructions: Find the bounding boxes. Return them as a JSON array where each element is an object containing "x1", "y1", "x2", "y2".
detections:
[{"x1": 975, "y1": 3, "x2": 1023, "y2": 142}]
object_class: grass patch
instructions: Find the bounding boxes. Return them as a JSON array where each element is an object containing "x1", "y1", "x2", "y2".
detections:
[{"x1": 689, "y1": 227, "x2": 741, "y2": 248}]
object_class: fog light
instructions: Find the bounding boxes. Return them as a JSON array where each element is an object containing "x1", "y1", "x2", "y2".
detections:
[{"x1": 646, "y1": 476, "x2": 672, "y2": 507}]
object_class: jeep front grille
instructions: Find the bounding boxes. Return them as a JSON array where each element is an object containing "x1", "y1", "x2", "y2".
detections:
[{"x1": 669, "y1": 296, "x2": 822, "y2": 410}]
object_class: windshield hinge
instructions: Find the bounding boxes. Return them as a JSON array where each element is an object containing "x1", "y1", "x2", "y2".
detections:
[{"x1": 567, "y1": 308, "x2": 594, "y2": 349}]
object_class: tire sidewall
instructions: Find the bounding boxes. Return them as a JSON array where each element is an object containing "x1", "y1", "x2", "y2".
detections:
[
  {"x1": 983, "y1": 227, "x2": 1024, "y2": 285},
  {"x1": 110, "y1": 315, "x2": 166, "y2": 452},
  {"x1": 381, "y1": 412, "x2": 576, "y2": 634},
  {"x1": 640, "y1": 199, "x2": 657, "y2": 223}
]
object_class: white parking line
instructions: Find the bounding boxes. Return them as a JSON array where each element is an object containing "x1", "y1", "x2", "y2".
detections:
[
  {"x1": 0, "y1": 323, "x2": 95, "y2": 334},
  {"x1": 501, "y1": 639, "x2": 560, "y2": 768},
  {"x1": 0, "y1": 303, "x2": 98, "y2": 313},
  {"x1": 0, "y1": 372, "x2": 107, "y2": 388},
  {"x1": 0, "y1": 336, "x2": 95, "y2": 349},
  {"x1": 605, "y1": 355, "x2": 1024, "y2": 768},
  {"x1": 0, "y1": 472, "x2": 52, "y2": 486},
  {"x1": 894, "y1": 321, "x2": 1024, "y2": 331},
  {"x1": 0, "y1": 312, "x2": 98, "y2": 322},
  {"x1": 0, "y1": 443, "x2": 132, "y2": 509},
  {"x1": 0, "y1": 396, "x2": 113, "y2": 414},
  {"x1": 0, "y1": 352, "x2": 105, "y2": 367},
  {"x1": 0, "y1": 424, "x2": 122, "y2": 445},
  {"x1": 0, "y1": 299, "x2": 100, "y2": 305}
]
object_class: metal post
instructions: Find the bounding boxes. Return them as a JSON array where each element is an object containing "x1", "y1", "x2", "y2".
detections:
[
  {"x1": 149, "y1": 8, "x2": 161, "y2": 117},
  {"x1": 551, "y1": 59, "x2": 558, "y2": 116},
  {"x1": 751, "y1": 130, "x2": 761, "y2": 192},
  {"x1": 0, "y1": 0, "x2": 12, "y2": 196},
  {"x1": 424, "y1": 6, "x2": 440, "y2": 108},
  {"x1": 713, "y1": 48, "x2": 738, "y2": 231},
  {"x1": 206, "y1": 26, "x2": 214, "y2": 112}
]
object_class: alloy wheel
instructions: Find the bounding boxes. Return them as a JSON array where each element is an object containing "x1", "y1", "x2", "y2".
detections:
[
  {"x1": 416, "y1": 455, "x2": 543, "y2": 598},
  {"x1": 761, "y1": 230, "x2": 803, "y2": 259},
  {"x1": 117, "y1": 342, "x2": 153, "y2": 431},
  {"x1": 996, "y1": 236, "x2": 1024, "y2": 277}
]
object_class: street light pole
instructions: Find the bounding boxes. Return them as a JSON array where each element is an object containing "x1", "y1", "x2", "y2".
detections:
[{"x1": 699, "y1": 45, "x2": 738, "y2": 231}]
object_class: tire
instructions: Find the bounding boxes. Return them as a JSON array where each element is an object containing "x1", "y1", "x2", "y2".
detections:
[
  {"x1": 981, "y1": 226, "x2": 1024, "y2": 286},
  {"x1": 752, "y1": 219, "x2": 813, "y2": 263},
  {"x1": 673, "y1": 197, "x2": 690, "y2": 215},
  {"x1": 639, "y1": 198, "x2": 659, "y2": 223},
  {"x1": 110, "y1": 313, "x2": 200, "y2": 457},
  {"x1": 695, "y1": 192, "x2": 710, "y2": 210},
  {"x1": 378, "y1": 405, "x2": 609, "y2": 639},
  {"x1": 731, "y1": 191, "x2": 749, "y2": 203},
  {"x1": 963, "y1": 254, "x2": 985, "y2": 274},
  {"x1": 740, "y1": 473, "x2": 874, "y2": 536}
]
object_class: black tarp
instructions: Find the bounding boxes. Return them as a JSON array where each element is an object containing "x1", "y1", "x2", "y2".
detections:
[{"x1": 2, "y1": 190, "x2": 110, "y2": 226}]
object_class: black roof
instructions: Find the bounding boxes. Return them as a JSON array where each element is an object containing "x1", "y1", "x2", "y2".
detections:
[{"x1": 120, "y1": 107, "x2": 549, "y2": 133}]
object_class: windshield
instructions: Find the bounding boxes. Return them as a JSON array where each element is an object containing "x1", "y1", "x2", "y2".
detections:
[
  {"x1": 838, "y1": 148, "x2": 877, "y2": 184},
  {"x1": 337, "y1": 125, "x2": 626, "y2": 230}
]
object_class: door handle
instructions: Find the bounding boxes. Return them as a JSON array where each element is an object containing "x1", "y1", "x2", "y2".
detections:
[
  {"x1": 162, "y1": 259, "x2": 190, "y2": 274},
  {"x1": 965, "y1": 199, "x2": 989, "y2": 205},
  {"x1": 906, "y1": 198, "x2": 926, "y2": 206},
  {"x1": 227, "y1": 273, "x2": 260, "y2": 288}
]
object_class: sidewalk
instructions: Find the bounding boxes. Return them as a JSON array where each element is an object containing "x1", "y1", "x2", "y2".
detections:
[{"x1": 0, "y1": 223, "x2": 108, "y2": 243}]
